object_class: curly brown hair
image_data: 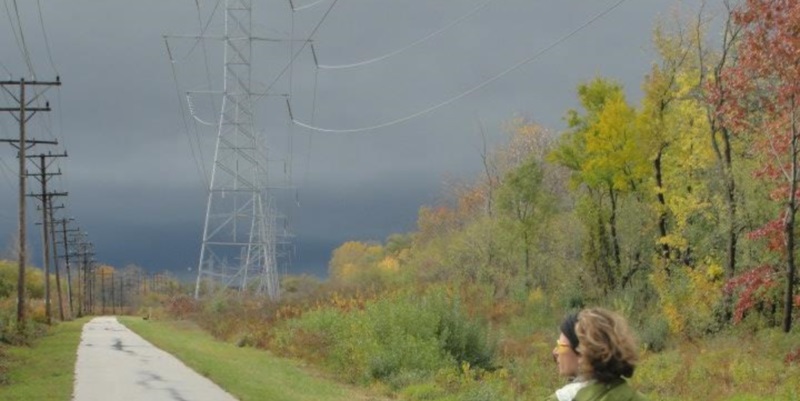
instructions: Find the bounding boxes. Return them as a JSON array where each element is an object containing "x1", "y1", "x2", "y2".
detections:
[{"x1": 575, "y1": 308, "x2": 639, "y2": 383}]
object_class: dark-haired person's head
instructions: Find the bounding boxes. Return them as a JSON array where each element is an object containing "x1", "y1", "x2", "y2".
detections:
[{"x1": 552, "y1": 312, "x2": 580, "y2": 378}]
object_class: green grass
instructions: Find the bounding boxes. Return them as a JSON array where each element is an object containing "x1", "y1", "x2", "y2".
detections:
[
  {"x1": 119, "y1": 317, "x2": 384, "y2": 401},
  {"x1": 0, "y1": 318, "x2": 89, "y2": 401},
  {"x1": 633, "y1": 328, "x2": 800, "y2": 401}
]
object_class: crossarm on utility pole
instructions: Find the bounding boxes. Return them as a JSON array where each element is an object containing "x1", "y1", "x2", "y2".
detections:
[{"x1": 0, "y1": 78, "x2": 61, "y2": 326}]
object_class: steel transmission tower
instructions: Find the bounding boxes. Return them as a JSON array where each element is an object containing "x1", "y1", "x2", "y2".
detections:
[{"x1": 194, "y1": 0, "x2": 280, "y2": 300}]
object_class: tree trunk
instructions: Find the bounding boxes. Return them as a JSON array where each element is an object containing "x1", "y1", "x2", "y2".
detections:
[
  {"x1": 654, "y1": 149, "x2": 671, "y2": 263},
  {"x1": 608, "y1": 185, "x2": 622, "y2": 275},
  {"x1": 784, "y1": 102, "x2": 798, "y2": 333},
  {"x1": 784, "y1": 210, "x2": 795, "y2": 333},
  {"x1": 523, "y1": 230, "x2": 531, "y2": 289},
  {"x1": 722, "y1": 129, "x2": 738, "y2": 280}
]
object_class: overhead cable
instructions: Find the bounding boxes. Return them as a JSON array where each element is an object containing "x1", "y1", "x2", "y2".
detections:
[
  {"x1": 164, "y1": 37, "x2": 211, "y2": 189},
  {"x1": 0, "y1": 60, "x2": 12, "y2": 77},
  {"x1": 292, "y1": 0, "x2": 627, "y2": 133},
  {"x1": 186, "y1": 94, "x2": 217, "y2": 126},
  {"x1": 318, "y1": 0, "x2": 497, "y2": 70},
  {"x1": 3, "y1": 0, "x2": 29, "y2": 76},
  {"x1": 52, "y1": 84, "x2": 69, "y2": 202},
  {"x1": 193, "y1": 0, "x2": 219, "y2": 120},
  {"x1": 287, "y1": 6, "x2": 296, "y2": 185},
  {"x1": 35, "y1": 0, "x2": 58, "y2": 75},
  {"x1": 0, "y1": 155, "x2": 15, "y2": 190},
  {"x1": 292, "y1": 0, "x2": 328, "y2": 12},
  {"x1": 176, "y1": 0, "x2": 223, "y2": 62},
  {"x1": 55, "y1": 78, "x2": 67, "y2": 154},
  {"x1": 301, "y1": 67, "x2": 319, "y2": 189},
  {"x1": 256, "y1": 0, "x2": 339, "y2": 102},
  {"x1": 10, "y1": 0, "x2": 35, "y2": 77}
]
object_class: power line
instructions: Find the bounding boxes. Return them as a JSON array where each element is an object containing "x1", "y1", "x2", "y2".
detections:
[
  {"x1": 35, "y1": 0, "x2": 59, "y2": 75},
  {"x1": 317, "y1": 0, "x2": 497, "y2": 70},
  {"x1": 164, "y1": 38, "x2": 210, "y2": 190},
  {"x1": 46, "y1": 87, "x2": 69, "y2": 195},
  {"x1": 301, "y1": 66, "x2": 320, "y2": 191},
  {"x1": 257, "y1": 0, "x2": 340, "y2": 102},
  {"x1": 176, "y1": 0, "x2": 223, "y2": 62},
  {"x1": 292, "y1": 0, "x2": 627, "y2": 133},
  {"x1": 287, "y1": 1, "x2": 297, "y2": 186},
  {"x1": 23, "y1": 87, "x2": 57, "y2": 145},
  {"x1": 0, "y1": 156, "x2": 15, "y2": 189},
  {"x1": 3, "y1": 0, "x2": 27, "y2": 74},
  {"x1": 10, "y1": 0, "x2": 36, "y2": 77},
  {"x1": 186, "y1": 94, "x2": 216, "y2": 126},
  {"x1": 164, "y1": 0, "x2": 220, "y2": 191},
  {"x1": 292, "y1": 0, "x2": 328, "y2": 12},
  {"x1": 0, "y1": 60, "x2": 12, "y2": 77},
  {"x1": 193, "y1": 0, "x2": 219, "y2": 126},
  {"x1": 55, "y1": 88, "x2": 67, "y2": 168}
]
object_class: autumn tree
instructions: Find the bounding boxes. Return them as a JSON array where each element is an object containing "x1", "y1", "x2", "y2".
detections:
[
  {"x1": 721, "y1": 0, "x2": 800, "y2": 332},
  {"x1": 634, "y1": 16, "x2": 731, "y2": 335},
  {"x1": 496, "y1": 157, "x2": 551, "y2": 289},
  {"x1": 328, "y1": 241, "x2": 386, "y2": 286},
  {"x1": 698, "y1": 1, "x2": 744, "y2": 288},
  {"x1": 551, "y1": 78, "x2": 650, "y2": 292},
  {"x1": 639, "y1": 21, "x2": 710, "y2": 268}
]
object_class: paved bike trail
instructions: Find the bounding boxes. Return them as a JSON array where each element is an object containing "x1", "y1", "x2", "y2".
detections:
[{"x1": 72, "y1": 316, "x2": 238, "y2": 401}]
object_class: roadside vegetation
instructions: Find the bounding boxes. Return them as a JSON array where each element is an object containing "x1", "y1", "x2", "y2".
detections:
[
  {"x1": 0, "y1": 317, "x2": 88, "y2": 401},
  {"x1": 119, "y1": 317, "x2": 384, "y2": 401},
  {"x1": 154, "y1": 4, "x2": 800, "y2": 401},
  {"x1": 2, "y1": 2, "x2": 800, "y2": 401}
]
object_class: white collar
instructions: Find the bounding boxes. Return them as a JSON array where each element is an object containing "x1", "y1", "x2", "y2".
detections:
[{"x1": 555, "y1": 380, "x2": 592, "y2": 401}]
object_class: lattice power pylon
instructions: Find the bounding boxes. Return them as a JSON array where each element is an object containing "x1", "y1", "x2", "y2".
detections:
[{"x1": 194, "y1": 0, "x2": 280, "y2": 300}]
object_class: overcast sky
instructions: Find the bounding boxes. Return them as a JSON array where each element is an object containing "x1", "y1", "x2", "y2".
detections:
[{"x1": 0, "y1": 0, "x2": 724, "y2": 279}]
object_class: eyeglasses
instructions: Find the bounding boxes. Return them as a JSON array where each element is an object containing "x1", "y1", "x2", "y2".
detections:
[{"x1": 553, "y1": 341, "x2": 572, "y2": 354}]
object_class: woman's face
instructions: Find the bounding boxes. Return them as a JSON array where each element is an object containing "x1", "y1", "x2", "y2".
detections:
[{"x1": 552, "y1": 333, "x2": 579, "y2": 378}]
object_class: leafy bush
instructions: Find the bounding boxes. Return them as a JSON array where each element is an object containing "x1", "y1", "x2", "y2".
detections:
[
  {"x1": 639, "y1": 315, "x2": 670, "y2": 352},
  {"x1": 724, "y1": 265, "x2": 782, "y2": 325},
  {"x1": 650, "y1": 261, "x2": 724, "y2": 338},
  {"x1": 271, "y1": 287, "x2": 495, "y2": 385},
  {"x1": 164, "y1": 294, "x2": 198, "y2": 319}
]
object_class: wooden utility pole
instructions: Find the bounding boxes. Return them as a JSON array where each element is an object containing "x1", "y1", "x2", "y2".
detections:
[
  {"x1": 110, "y1": 271, "x2": 115, "y2": 315},
  {"x1": 56, "y1": 218, "x2": 78, "y2": 317},
  {"x1": 119, "y1": 274, "x2": 124, "y2": 314},
  {"x1": 101, "y1": 268, "x2": 106, "y2": 314},
  {"x1": 47, "y1": 201, "x2": 67, "y2": 320},
  {"x1": 27, "y1": 152, "x2": 67, "y2": 324},
  {"x1": 70, "y1": 238, "x2": 93, "y2": 317},
  {"x1": 86, "y1": 247, "x2": 95, "y2": 314},
  {"x1": 0, "y1": 77, "x2": 61, "y2": 325}
]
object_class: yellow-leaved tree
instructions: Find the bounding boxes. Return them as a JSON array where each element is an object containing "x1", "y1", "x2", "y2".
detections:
[
  {"x1": 639, "y1": 21, "x2": 724, "y2": 336},
  {"x1": 550, "y1": 78, "x2": 650, "y2": 294},
  {"x1": 328, "y1": 241, "x2": 385, "y2": 286}
]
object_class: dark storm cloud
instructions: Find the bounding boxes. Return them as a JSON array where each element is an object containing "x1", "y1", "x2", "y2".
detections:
[
  {"x1": 0, "y1": 0, "x2": 724, "y2": 276},
  {"x1": 52, "y1": 175, "x2": 439, "y2": 278}
]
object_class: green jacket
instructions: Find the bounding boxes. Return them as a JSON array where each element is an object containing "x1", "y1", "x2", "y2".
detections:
[{"x1": 546, "y1": 379, "x2": 647, "y2": 401}]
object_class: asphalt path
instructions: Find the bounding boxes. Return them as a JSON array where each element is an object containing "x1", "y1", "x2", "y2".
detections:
[{"x1": 72, "y1": 316, "x2": 238, "y2": 401}]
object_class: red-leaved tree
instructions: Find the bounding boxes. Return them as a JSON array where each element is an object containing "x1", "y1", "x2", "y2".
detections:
[{"x1": 717, "y1": 0, "x2": 800, "y2": 332}]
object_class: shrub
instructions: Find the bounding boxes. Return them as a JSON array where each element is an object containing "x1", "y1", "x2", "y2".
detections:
[
  {"x1": 271, "y1": 287, "x2": 495, "y2": 385},
  {"x1": 165, "y1": 294, "x2": 198, "y2": 319},
  {"x1": 639, "y1": 314, "x2": 670, "y2": 352},
  {"x1": 724, "y1": 265, "x2": 782, "y2": 325}
]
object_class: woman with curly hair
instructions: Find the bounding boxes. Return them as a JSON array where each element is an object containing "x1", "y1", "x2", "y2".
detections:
[{"x1": 547, "y1": 307, "x2": 647, "y2": 401}]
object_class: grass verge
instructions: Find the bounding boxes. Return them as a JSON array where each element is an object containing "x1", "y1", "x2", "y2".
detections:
[
  {"x1": 119, "y1": 317, "x2": 383, "y2": 401},
  {"x1": 0, "y1": 318, "x2": 89, "y2": 401}
]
